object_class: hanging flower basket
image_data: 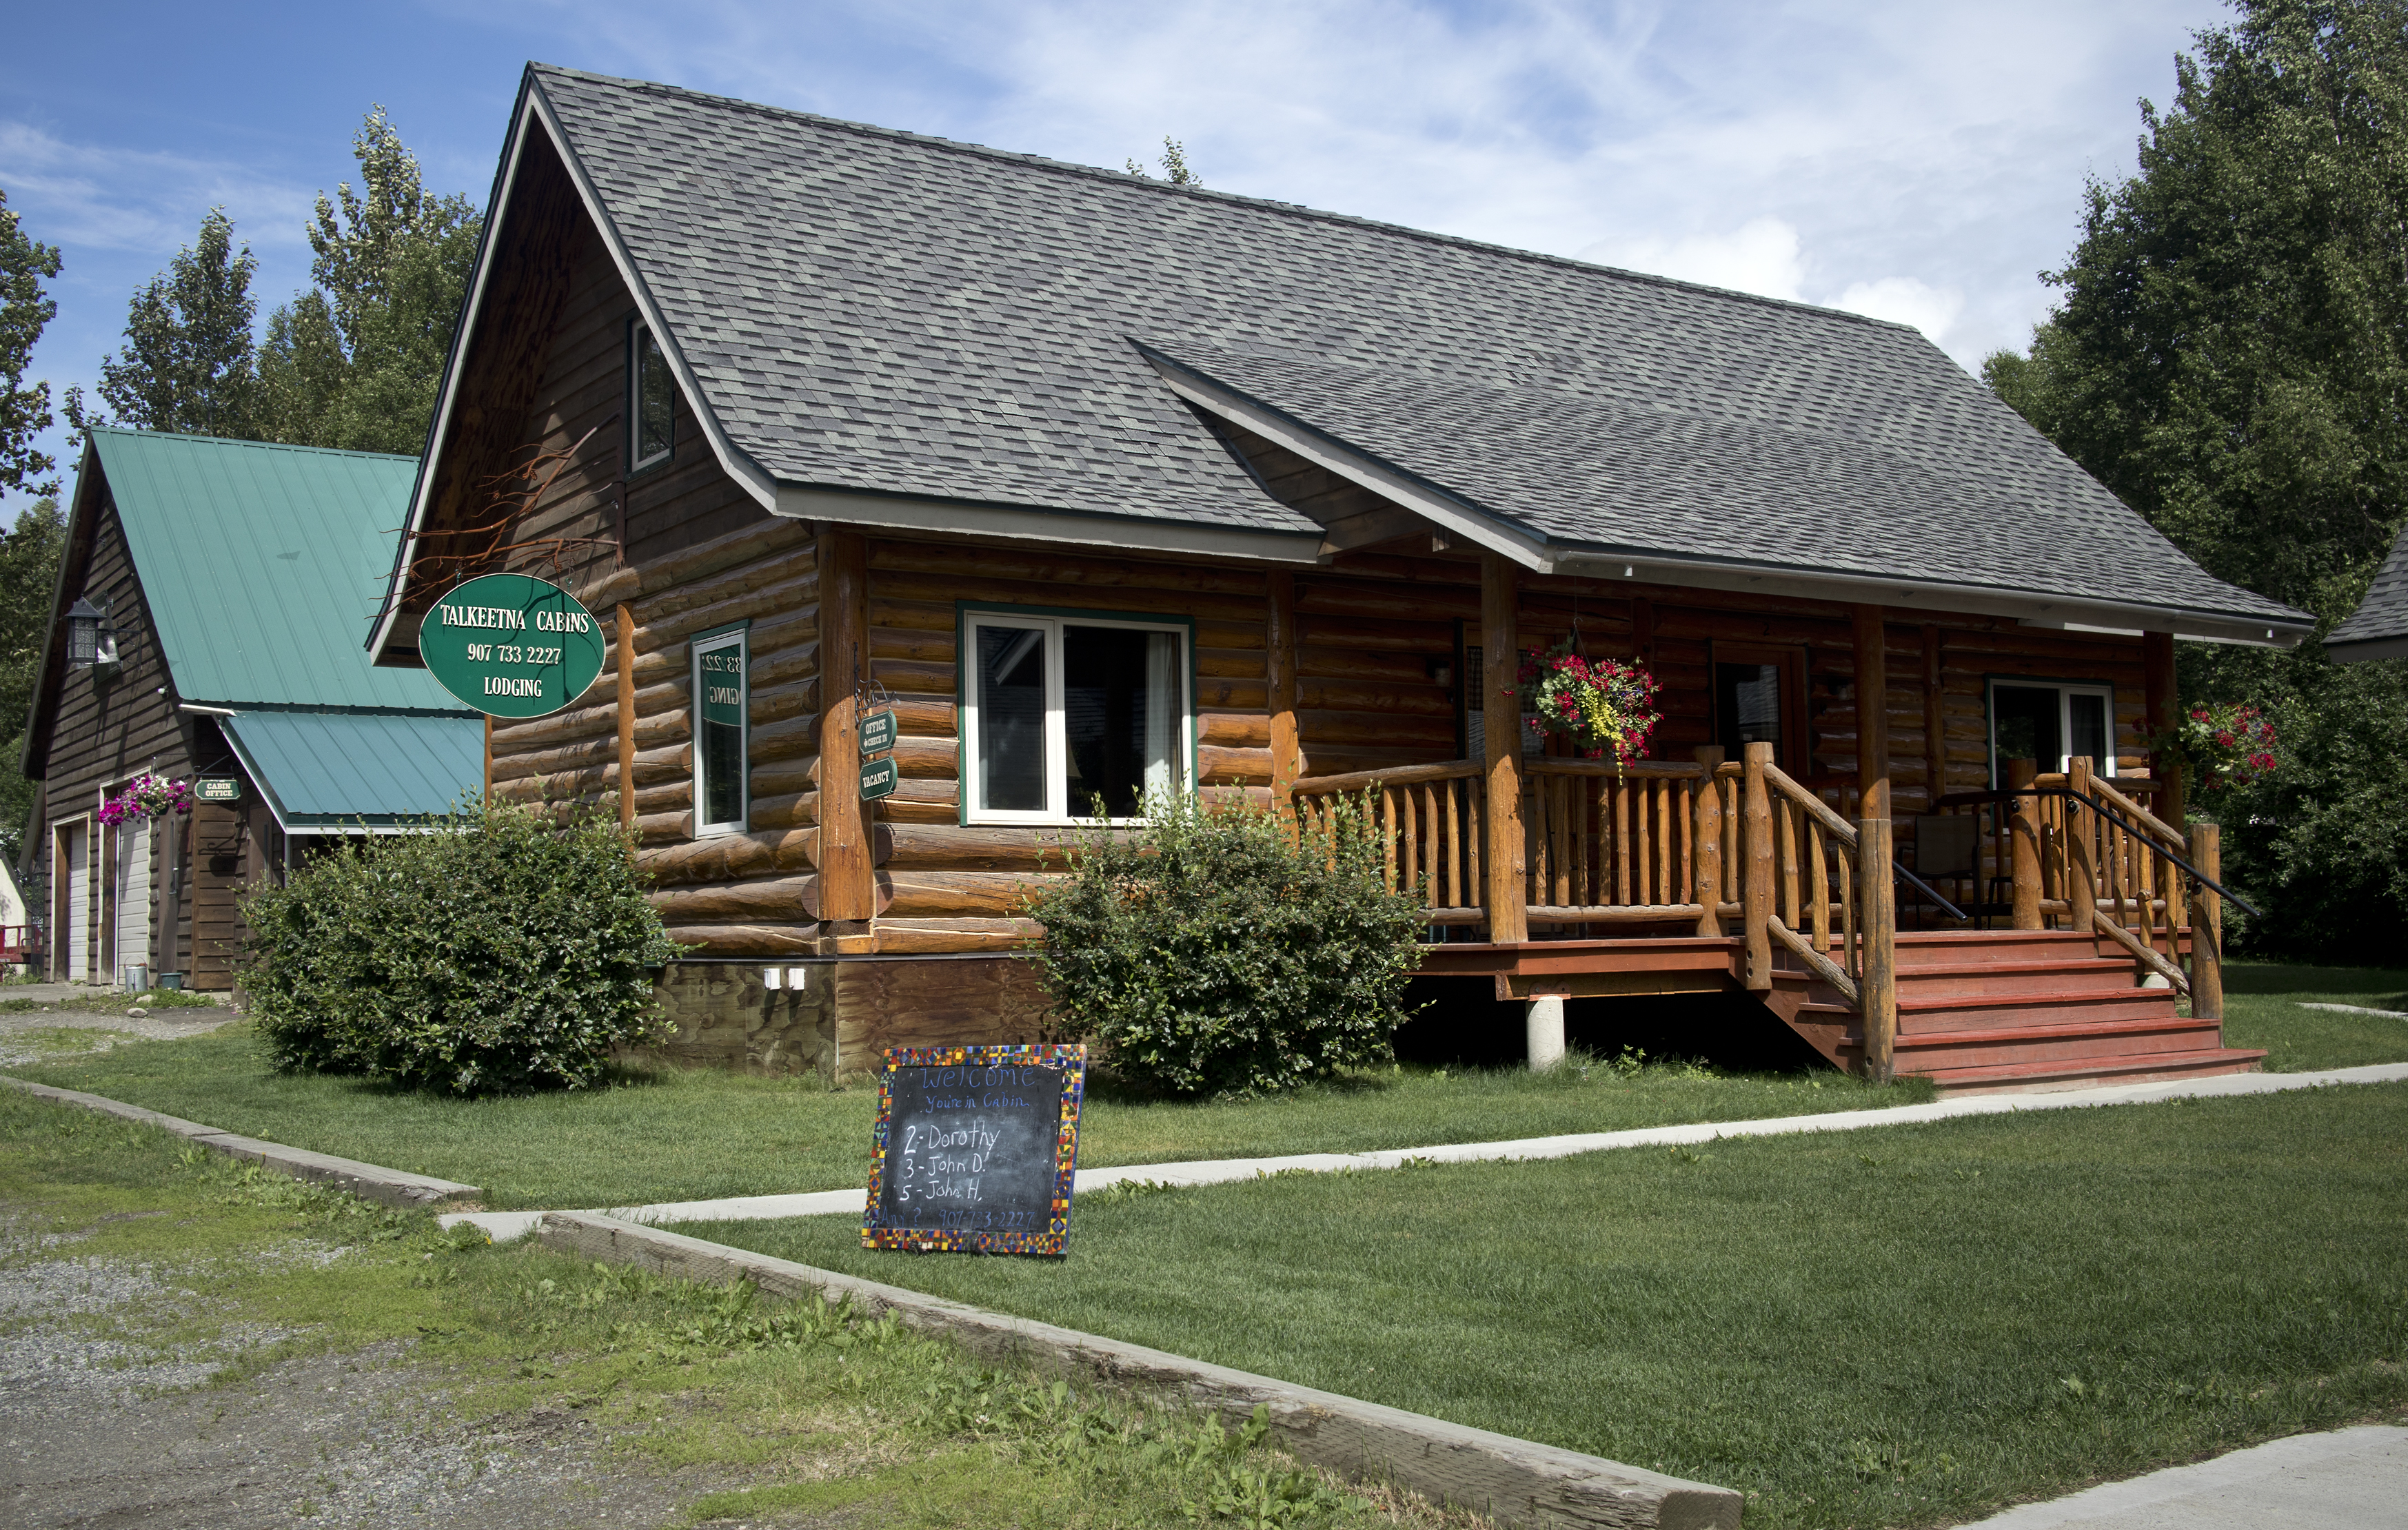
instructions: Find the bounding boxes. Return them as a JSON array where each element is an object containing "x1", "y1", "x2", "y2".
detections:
[
  {"x1": 2156, "y1": 702, "x2": 2278, "y2": 793},
  {"x1": 1515, "y1": 640, "x2": 1662, "y2": 764},
  {"x1": 97, "y1": 771, "x2": 194, "y2": 826}
]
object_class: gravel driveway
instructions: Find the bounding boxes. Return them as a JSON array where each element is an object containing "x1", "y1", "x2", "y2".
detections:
[{"x1": 0, "y1": 1221, "x2": 751, "y2": 1527}]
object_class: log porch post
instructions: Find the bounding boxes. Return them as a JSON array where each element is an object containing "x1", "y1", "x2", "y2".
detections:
[
  {"x1": 2007, "y1": 757, "x2": 2043, "y2": 930},
  {"x1": 1741, "y1": 741, "x2": 1774, "y2": 990},
  {"x1": 1860, "y1": 815, "x2": 1899, "y2": 1083},
  {"x1": 2189, "y1": 822, "x2": 2224, "y2": 1023},
  {"x1": 2067, "y1": 755, "x2": 2098, "y2": 935},
  {"x1": 1480, "y1": 553, "x2": 1528, "y2": 944},
  {"x1": 1267, "y1": 570, "x2": 1301, "y2": 810},
  {"x1": 1852, "y1": 605, "x2": 1890, "y2": 822},
  {"x1": 1920, "y1": 623, "x2": 1946, "y2": 808},
  {"x1": 816, "y1": 527, "x2": 876, "y2": 953},
  {"x1": 616, "y1": 602, "x2": 636, "y2": 833},
  {"x1": 1692, "y1": 745, "x2": 1726, "y2": 937},
  {"x1": 2143, "y1": 629, "x2": 2186, "y2": 831}
]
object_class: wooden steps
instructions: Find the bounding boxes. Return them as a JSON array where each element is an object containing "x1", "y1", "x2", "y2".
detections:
[{"x1": 1763, "y1": 930, "x2": 2263, "y2": 1094}]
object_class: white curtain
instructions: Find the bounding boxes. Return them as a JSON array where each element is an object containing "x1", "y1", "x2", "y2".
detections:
[{"x1": 1143, "y1": 631, "x2": 1178, "y2": 797}]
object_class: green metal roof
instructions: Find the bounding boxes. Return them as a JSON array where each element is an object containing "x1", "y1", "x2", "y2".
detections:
[
  {"x1": 92, "y1": 429, "x2": 467, "y2": 711},
  {"x1": 221, "y1": 711, "x2": 485, "y2": 828}
]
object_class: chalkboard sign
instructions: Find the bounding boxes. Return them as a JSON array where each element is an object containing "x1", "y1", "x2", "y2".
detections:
[{"x1": 863, "y1": 1043, "x2": 1086, "y2": 1256}]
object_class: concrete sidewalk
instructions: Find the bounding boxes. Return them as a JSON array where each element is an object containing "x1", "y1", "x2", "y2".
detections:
[
  {"x1": 439, "y1": 1059, "x2": 2408, "y2": 1241},
  {"x1": 1960, "y1": 1425, "x2": 2408, "y2": 1527}
]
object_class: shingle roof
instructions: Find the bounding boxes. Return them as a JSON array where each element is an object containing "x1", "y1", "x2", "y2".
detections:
[
  {"x1": 95, "y1": 429, "x2": 468, "y2": 710},
  {"x1": 527, "y1": 63, "x2": 2306, "y2": 631},
  {"x1": 2327, "y1": 520, "x2": 2408, "y2": 657}
]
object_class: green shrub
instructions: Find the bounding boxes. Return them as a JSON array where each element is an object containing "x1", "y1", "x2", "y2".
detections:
[
  {"x1": 1027, "y1": 790, "x2": 1426, "y2": 1099},
  {"x1": 239, "y1": 800, "x2": 682, "y2": 1094}
]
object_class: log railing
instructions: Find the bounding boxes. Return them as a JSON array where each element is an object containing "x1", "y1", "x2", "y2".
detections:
[
  {"x1": 1928, "y1": 757, "x2": 2229, "y2": 1018},
  {"x1": 1291, "y1": 760, "x2": 1489, "y2": 926},
  {"x1": 1293, "y1": 741, "x2": 1904, "y2": 1077},
  {"x1": 1522, "y1": 759, "x2": 1717, "y2": 926}
]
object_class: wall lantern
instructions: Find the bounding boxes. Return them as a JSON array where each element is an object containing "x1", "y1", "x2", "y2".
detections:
[{"x1": 65, "y1": 598, "x2": 116, "y2": 670}]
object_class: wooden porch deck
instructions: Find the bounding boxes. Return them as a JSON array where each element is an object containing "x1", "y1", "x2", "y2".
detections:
[{"x1": 1299, "y1": 746, "x2": 2262, "y2": 1096}]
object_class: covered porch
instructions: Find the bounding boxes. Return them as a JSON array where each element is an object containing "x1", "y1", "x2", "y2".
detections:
[{"x1": 1282, "y1": 557, "x2": 2260, "y2": 1094}]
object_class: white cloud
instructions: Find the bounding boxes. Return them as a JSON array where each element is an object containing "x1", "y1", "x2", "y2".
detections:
[
  {"x1": 1830, "y1": 276, "x2": 1967, "y2": 347},
  {"x1": 1578, "y1": 218, "x2": 1806, "y2": 303},
  {"x1": 0, "y1": 121, "x2": 314, "y2": 258}
]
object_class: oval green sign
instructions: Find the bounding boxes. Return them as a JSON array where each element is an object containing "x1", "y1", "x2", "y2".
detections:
[{"x1": 422, "y1": 573, "x2": 607, "y2": 719}]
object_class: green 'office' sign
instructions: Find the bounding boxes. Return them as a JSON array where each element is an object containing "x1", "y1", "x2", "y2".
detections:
[
  {"x1": 858, "y1": 708, "x2": 897, "y2": 755},
  {"x1": 421, "y1": 573, "x2": 607, "y2": 719},
  {"x1": 194, "y1": 777, "x2": 241, "y2": 802}
]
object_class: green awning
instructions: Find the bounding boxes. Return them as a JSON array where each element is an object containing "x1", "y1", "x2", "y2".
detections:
[{"x1": 220, "y1": 711, "x2": 484, "y2": 830}]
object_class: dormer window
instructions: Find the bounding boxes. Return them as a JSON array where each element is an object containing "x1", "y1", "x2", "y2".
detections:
[{"x1": 628, "y1": 318, "x2": 674, "y2": 474}]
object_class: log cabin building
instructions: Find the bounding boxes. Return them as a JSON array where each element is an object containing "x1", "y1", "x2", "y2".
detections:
[
  {"x1": 370, "y1": 65, "x2": 2317, "y2": 1091},
  {"x1": 23, "y1": 430, "x2": 484, "y2": 989}
]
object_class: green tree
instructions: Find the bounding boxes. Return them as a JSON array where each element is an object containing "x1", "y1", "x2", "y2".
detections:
[
  {"x1": 1983, "y1": 0, "x2": 2408, "y2": 956},
  {"x1": 0, "y1": 496, "x2": 65, "y2": 864},
  {"x1": 256, "y1": 107, "x2": 481, "y2": 454},
  {"x1": 0, "y1": 189, "x2": 63, "y2": 500},
  {"x1": 64, "y1": 207, "x2": 260, "y2": 441}
]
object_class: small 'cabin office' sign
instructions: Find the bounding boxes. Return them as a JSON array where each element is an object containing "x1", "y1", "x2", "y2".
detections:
[{"x1": 863, "y1": 1043, "x2": 1086, "y2": 1256}]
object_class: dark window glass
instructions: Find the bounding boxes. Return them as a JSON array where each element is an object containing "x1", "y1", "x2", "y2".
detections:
[
  {"x1": 2067, "y1": 692, "x2": 2108, "y2": 768},
  {"x1": 976, "y1": 626, "x2": 1046, "y2": 813},
  {"x1": 633, "y1": 325, "x2": 674, "y2": 468},
  {"x1": 1991, "y1": 685, "x2": 2061, "y2": 781},
  {"x1": 1062, "y1": 626, "x2": 1181, "y2": 819},
  {"x1": 698, "y1": 638, "x2": 745, "y2": 827},
  {"x1": 1715, "y1": 663, "x2": 1783, "y2": 754}
]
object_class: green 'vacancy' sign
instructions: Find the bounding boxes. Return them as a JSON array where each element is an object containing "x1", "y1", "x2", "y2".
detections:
[
  {"x1": 860, "y1": 755, "x2": 898, "y2": 801},
  {"x1": 422, "y1": 573, "x2": 607, "y2": 720}
]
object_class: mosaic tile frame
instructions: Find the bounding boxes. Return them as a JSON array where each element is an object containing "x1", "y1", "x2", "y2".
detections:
[{"x1": 861, "y1": 1043, "x2": 1088, "y2": 1256}]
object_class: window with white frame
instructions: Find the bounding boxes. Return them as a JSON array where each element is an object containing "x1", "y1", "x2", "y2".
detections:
[
  {"x1": 962, "y1": 608, "x2": 1191, "y2": 822},
  {"x1": 693, "y1": 625, "x2": 748, "y2": 834},
  {"x1": 627, "y1": 318, "x2": 674, "y2": 474},
  {"x1": 1986, "y1": 678, "x2": 2117, "y2": 784}
]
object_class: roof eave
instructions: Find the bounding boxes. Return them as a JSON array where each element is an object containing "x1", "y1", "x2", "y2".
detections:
[
  {"x1": 2325, "y1": 631, "x2": 2408, "y2": 663},
  {"x1": 1548, "y1": 546, "x2": 2313, "y2": 647},
  {"x1": 772, "y1": 482, "x2": 1326, "y2": 564}
]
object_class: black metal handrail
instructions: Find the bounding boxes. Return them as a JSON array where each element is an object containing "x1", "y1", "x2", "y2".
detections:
[
  {"x1": 1891, "y1": 861, "x2": 1967, "y2": 922},
  {"x1": 2054, "y1": 788, "x2": 2262, "y2": 920}
]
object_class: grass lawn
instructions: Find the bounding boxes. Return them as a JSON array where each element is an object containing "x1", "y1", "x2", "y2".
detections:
[
  {"x1": 698, "y1": 1083, "x2": 2408, "y2": 1530},
  {"x1": 0, "y1": 1087, "x2": 1410, "y2": 1529},
  {"x1": 2216, "y1": 961, "x2": 2408, "y2": 1070},
  {"x1": 6, "y1": 958, "x2": 2398, "y2": 1214},
  {"x1": 9, "y1": 1021, "x2": 1931, "y2": 1210}
]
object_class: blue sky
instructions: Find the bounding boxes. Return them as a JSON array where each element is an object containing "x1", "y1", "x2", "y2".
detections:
[{"x1": 3, "y1": 0, "x2": 2234, "y2": 505}]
